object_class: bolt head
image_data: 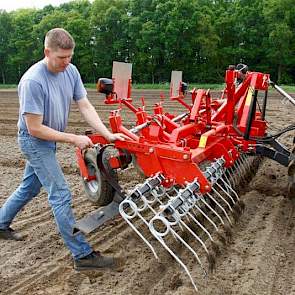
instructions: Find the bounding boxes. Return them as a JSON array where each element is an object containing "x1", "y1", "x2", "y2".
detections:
[{"x1": 149, "y1": 147, "x2": 154, "y2": 153}]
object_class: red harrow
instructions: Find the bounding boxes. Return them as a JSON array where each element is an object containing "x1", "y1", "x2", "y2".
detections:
[{"x1": 75, "y1": 62, "x2": 295, "y2": 291}]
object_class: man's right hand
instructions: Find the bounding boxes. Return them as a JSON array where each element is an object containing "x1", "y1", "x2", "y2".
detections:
[{"x1": 72, "y1": 135, "x2": 94, "y2": 149}]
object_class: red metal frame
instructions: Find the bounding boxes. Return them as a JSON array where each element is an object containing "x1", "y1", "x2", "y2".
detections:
[{"x1": 77, "y1": 68, "x2": 269, "y2": 193}]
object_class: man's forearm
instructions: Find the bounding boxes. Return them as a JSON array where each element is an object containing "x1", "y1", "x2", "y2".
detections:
[
  {"x1": 28, "y1": 124, "x2": 76, "y2": 144},
  {"x1": 79, "y1": 103, "x2": 113, "y2": 140}
]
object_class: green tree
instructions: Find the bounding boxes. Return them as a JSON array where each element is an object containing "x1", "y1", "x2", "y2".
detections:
[
  {"x1": 0, "y1": 10, "x2": 12, "y2": 83},
  {"x1": 8, "y1": 9, "x2": 39, "y2": 81},
  {"x1": 263, "y1": 0, "x2": 295, "y2": 83}
]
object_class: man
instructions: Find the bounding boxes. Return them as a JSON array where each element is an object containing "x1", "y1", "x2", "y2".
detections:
[{"x1": 0, "y1": 28, "x2": 126, "y2": 270}]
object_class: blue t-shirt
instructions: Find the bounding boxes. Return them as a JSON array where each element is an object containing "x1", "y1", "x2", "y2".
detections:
[{"x1": 17, "y1": 59, "x2": 87, "y2": 132}]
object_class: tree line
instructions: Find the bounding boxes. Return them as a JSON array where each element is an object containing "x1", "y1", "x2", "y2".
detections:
[{"x1": 0, "y1": 0, "x2": 294, "y2": 85}]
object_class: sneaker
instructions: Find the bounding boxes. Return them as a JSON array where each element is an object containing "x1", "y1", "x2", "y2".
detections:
[
  {"x1": 74, "y1": 251, "x2": 117, "y2": 270},
  {"x1": 0, "y1": 227, "x2": 23, "y2": 241}
]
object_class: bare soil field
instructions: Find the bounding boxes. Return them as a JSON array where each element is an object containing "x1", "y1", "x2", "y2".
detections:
[{"x1": 0, "y1": 89, "x2": 295, "y2": 295}]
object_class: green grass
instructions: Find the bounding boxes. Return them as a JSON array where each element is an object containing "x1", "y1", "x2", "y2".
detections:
[
  {"x1": 0, "y1": 84, "x2": 17, "y2": 89},
  {"x1": 1, "y1": 83, "x2": 295, "y2": 92},
  {"x1": 84, "y1": 83, "x2": 225, "y2": 90},
  {"x1": 83, "y1": 83, "x2": 295, "y2": 92},
  {"x1": 277, "y1": 85, "x2": 295, "y2": 92}
]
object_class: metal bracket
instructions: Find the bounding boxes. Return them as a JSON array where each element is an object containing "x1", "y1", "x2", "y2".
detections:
[
  {"x1": 73, "y1": 196, "x2": 121, "y2": 235},
  {"x1": 254, "y1": 144, "x2": 293, "y2": 167}
]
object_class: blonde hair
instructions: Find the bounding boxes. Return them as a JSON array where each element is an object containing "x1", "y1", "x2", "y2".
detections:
[{"x1": 44, "y1": 28, "x2": 75, "y2": 50}]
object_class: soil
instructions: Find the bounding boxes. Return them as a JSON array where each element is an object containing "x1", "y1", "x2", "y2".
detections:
[{"x1": 0, "y1": 89, "x2": 295, "y2": 295}]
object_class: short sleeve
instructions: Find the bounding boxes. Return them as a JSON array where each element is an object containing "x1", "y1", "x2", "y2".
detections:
[
  {"x1": 72, "y1": 66, "x2": 87, "y2": 101},
  {"x1": 19, "y1": 79, "x2": 44, "y2": 116}
]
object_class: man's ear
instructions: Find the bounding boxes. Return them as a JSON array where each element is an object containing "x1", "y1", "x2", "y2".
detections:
[{"x1": 44, "y1": 48, "x2": 50, "y2": 57}]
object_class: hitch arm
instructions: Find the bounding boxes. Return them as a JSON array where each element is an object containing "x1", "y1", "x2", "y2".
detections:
[{"x1": 254, "y1": 140, "x2": 294, "y2": 167}]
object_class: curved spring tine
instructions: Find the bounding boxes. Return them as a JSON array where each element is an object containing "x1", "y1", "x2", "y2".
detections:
[
  {"x1": 247, "y1": 154, "x2": 255, "y2": 171},
  {"x1": 187, "y1": 211, "x2": 214, "y2": 242},
  {"x1": 144, "y1": 196, "x2": 184, "y2": 240},
  {"x1": 218, "y1": 177, "x2": 240, "y2": 201},
  {"x1": 242, "y1": 154, "x2": 251, "y2": 171},
  {"x1": 222, "y1": 171, "x2": 235, "y2": 195},
  {"x1": 211, "y1": 186, "x2": 234, "y2": 212},
  {"x1": 214, "y1": 181, "x2": 236, "y2": 206},
  {"x1": 233, "y1": 160, "x2": 244, "y2": 183},
  {"x1": 119, "y1": 200, "x2": 159, "y2": 260},
  {"x1": 192, "y1": 204, "x2": 219, "y2": 232},
  {"x1": 234, "y1": 158, "x2": 244, "y2": 179},
  {"x1": 206, "y1": 192, "x2": 233, "y2": 225},
  {"x1": 168, "y1": 227, "x2": 207, "y2": 276},
  {"x1": 223, "y1": 171, "x2": 231, "y2": 186},
  {"x1": 151, "y1": 188, "x2": 165, "y2": 205},
  {"x1": 227, "y1": 167, "x2": 237, "y2": 187},
  {"x1": 241, "y1": 154, "x2": 250, "y2": 170},
  {"x1": 228, "y1": 166, "x2": 237, "y2": 185},
  {"x1": 149, "y1": 216, "x2": 207, "y2": 277},
  {"x1": 237, "y1": 157, "x2": 248, "y2": 178},
  {"x1": 177, "y1": 217, "x2": 210, "y2": 255},
  {"x1": 200, "y1": 196, "x2": 225, "y2": 225},
  {"x1": 149, "y1": 232, "x2": 199, "y2": 292}
]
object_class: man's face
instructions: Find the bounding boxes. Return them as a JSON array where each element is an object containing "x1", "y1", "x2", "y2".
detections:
[{"x1": 44, "y1": 47, "x2": 73, "y2": 73}]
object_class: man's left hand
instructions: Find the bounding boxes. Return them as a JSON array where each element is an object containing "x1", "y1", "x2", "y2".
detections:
[{"x1": 108, "y1": 133, "x2": 130, "y2": 142}]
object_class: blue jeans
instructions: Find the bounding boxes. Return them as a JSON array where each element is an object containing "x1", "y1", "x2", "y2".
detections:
[{"x1": 0, "y1": 130, "x2": 92, "y2": 259}]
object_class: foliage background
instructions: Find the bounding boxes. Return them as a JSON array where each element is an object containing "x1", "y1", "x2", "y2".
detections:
[{"x1": 0, "y1": 0, "x2": 294, "y2": 85}]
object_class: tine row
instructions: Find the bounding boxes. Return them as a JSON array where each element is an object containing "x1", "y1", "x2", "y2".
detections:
[{"x1": 119, "y1": 156, "x2": 249, "y2": 292}]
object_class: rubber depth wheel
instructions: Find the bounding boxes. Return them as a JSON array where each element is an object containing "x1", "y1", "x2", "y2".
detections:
[{"x1": 82, "y1": 147, "x2": 118, "y2": 206}]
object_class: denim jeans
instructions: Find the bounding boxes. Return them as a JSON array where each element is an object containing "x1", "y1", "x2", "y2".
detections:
[{"x1": 0, "y1": 130, "x2": 92, "y2": 259}]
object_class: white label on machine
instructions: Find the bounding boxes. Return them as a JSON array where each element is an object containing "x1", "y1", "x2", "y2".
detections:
[
  {"x1": 112, "y1": 61, "x2": 132, "y2": 100},
  {"x1": 170, "y1": 71, "x2": 182, "y2": 98}
]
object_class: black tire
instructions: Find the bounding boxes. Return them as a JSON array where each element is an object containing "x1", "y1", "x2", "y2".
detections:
[{"x1": 82, "y1": 147, "x2": 117, "y2": 206}]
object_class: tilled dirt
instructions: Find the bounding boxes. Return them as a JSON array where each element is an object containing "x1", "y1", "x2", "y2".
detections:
[{"x1": 0, "y1": 89, "x2": 295, "y2": 295}]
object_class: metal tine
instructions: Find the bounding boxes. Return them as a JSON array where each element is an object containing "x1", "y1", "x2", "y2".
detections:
[
  {"x1": 192, "y1": 203, "x2": 219, "y2": 233},
  {"x1": 151, "y1": 188, "x2": 165, "y2": 205},
  {"x1": 227, "y1": 167, "x2": 238, "y2": 187},
  {"x1": 176, "y1": 212, "x2": 211, "y2": 257},
  {"x1": 228, "y1": 165, "x2": 237, "y2": 185},
  {"x1": 212, "y1": 184, "x2": 242, "y2": 223},
  {"x1": 149, "y1": 215, "x2": 205, "y2": 290},
  {"x1": 119, "y1": 198, "x2": 159, "y2": 260},
  {"x1": 219, "y1": 176, "x2": 240, "y2": 202},
  {"x1": 215, "y1": 181, "x2": 237, "y2": 206},
  {"x1": 199, "y1": 195, "x2": 225, "y2": 225},
  {"x1": 187, "y1": 210, "x2": 215, "y2": 243},
  {"x1": 191, "y1": 204, "x2": 227, "y2": 246},
  {"x1": 234, "y1": 158, "x2": 245, "y2": 183},
  {"x1": 206, "y1": 192, "x2": 233, "y2": 225},
  {"x1": 220, "y1": 174, "x2": 245, "y2": 212},
  {"x1": 221, "y1": 170, "x2": 233, "y2": 195},
  {"x1": 169, "y1": 194, "x2": 212, "y2": 256},
  {"x1": 242, "y1": 153, "x2": 252, "y2": 171},
  {"x1": 241, "y1": 152, "x2": 249, "y2": 165},
  {"x1": 242, "y1": 154, "x2": 251, "y2": 169},
  {"x1": 143, "y1": 195, "x2": 187, "y2": 240},
  {"x1": 232, "y1": 159, "x2": 243, "y2": 183},
  {"x1": 211, "y1": 186, "x2": 234, "y2": 212},
  {"x1": 240, "y1": 154, "x2": 251, "y2": 179},
  {"x1": 156, "y1": 188, "x2": 186, "y2": 237},
  {"x1": 157, "y1": 184, "x2": 217, "y2": 271},
  {"x1": 176, "y1": 212, "x2": 217, "y2": 272},
  {"x1": 223, "y1": 170, "x2": 231, "y2": 185},
  {"x1": 149, "y1": 230, "x2": 199, "y2": 292},
  {"x1": 235, "y1": 158, "x2": 245, "y2": 179}
]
